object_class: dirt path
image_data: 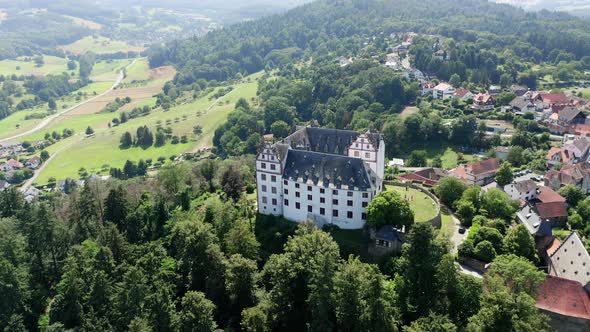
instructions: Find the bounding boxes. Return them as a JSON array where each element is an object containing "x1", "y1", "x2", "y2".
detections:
[{"x1": 0, "y1": 59, "x2": 137, "y2": 144}]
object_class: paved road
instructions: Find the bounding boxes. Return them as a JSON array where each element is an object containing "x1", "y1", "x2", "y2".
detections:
[{"x1": 0, "y1": 59, "x2": 136, "y2": 144}]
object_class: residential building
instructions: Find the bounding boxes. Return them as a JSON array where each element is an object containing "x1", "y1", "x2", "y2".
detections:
[
  {"x1": 536, "y1": 276, "x2": 590, "y2": 332},
  {"x1": 488, "y1": 85, "x2": 502, "y2": 96},
  {"x1": 533, "y1": 187, "x2": 568, "y2": 226},
  {"x1": 472, "y1": 93, "x2": 495, "y2": 111},
  {"x1": 509, "y1": 95, "x2": 544, "y2": 114},
  {"x1": 256, "y1": 127, "x2": 385, "y2": 230},
  {"x1": 548, "y1": 232, "x2": 590, "y2": 292},
  {"x1": 432, "y1": 82, "x2": 455, "y2": 99},
  {"x1": 516, "y1": 204, "x2": 554, "y2": 257},
  {"x1": 25, "y1": 156, "x2": 42, "y2": 170},
  {"x1": 371, "y1": 225, "x2": 404, "y2": 255},
  {"x1": 449, "y1": 158, "x2": 500, "y2": 186},
  {"x1": 557, "y1": 106, "x2": 585, "y2": 127},
  {"x1": 545, "y1": 162, "x2": 590, "y2": 193},
  {"x1": 504, "y1": 179, "x2": 538, "y2": 201},
  {"x1": 539, "y1": 92, "x2": 569, "y2": 108},
  {"x1": 420, "y1": 82, "x2": 436, "y2": 96},
  {"x1": 1, "y1": 159, "x2": 24, "y2": 172},
  {"x1": 546, "y1": 147, "x2": 572, "y2": 168},
  {"x1": 397, "y1": 167, "x2": 448, "y2": 187},
  {"x1": 510, "y1": 85, "x2": 528, "y2": 96},
  {"x1": 452, "y1": 87, "x2": 473, "y2": 100}
]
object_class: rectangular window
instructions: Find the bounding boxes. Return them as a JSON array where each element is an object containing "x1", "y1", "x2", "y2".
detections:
[
  {"x1": 272, "y1": 187, "x2": 277, "y2": 194},
  {"x1": 284, "y1": 199, "x2": 289, "y2": 206},
  {"x1": 270, "y1": 164, "x2": 276, "y2": 170},
  {"x1": 271, "y1": 175, "x2": 276, "y2": 182},
  {"x1": 308, "y1": 205, "x2": 312, "y2": 213},
  {"x1": 354, "y1": 151, "x2": 360, "y2": 157},
  {"x1": 365, "y1": 152, "x2": 370, "y2": 158},
  {"x1": 308, "y1": 186, "x2": 312, "y2": 191},
  {"x1": 296, "y1": 202, "x2": 301, "y2": 209},
  {"x1": 333, "y1": 189, "x2": 338, "y2": 195},
  {"x1": 347, "y1": 191, "x2": 353, "y2": 197},
  {"x1": 262, "y1": 185, "x2": 267, "y2": 192},
  {"x1": 320, "y1": 208, "x2": 325, "y2": 215},
  {"x1": 307, "y1": 194, "x2": 312, "y2": 200},
  {"x1": 362, "y1": 201, "x2": 368, "y2": 208},
  {"x1": 261, "y1": 174, "x2": 267, "y2": 181},
  {"x1": 284, "y1": 189, "x2": 288, "y2": 195},
  {"x1": 261, "y1": 163, "x2": 266, "y2": 169},
  {"x1": 262, "y1": 196, "x2": 268, "y2": 204},
  {"x1": 347, "y1": 211, "x2": 353, "y2": 219},
  {"x1": 362, "y1": 193, "x2": 369, "y2": 198},
  {"x1": 362, "y1": 213, "x2": 367, "y2": 220},
  {"x1": 272, "y1": 198, "x2": 277, "y2": 206},
  {"x1": 296, "y1": 192, "x2": 300, "y2": 198},
  {"x1": 333, "y1": 199, "x2": 338, "y2": 205},
  {"x1": 320, "y1": 188, "x2": 325, "y2": 194},
  {"x1": 295, "y1": 183, "x2": 300, "y2": 189},
  {"x1": 320, "y1": 197, "x2": 325, "y2": 204},
  {"x1": 284, "y1": 180, "x2": 288, "y2": 185},
  {"x1": 333, "y1": 210, "x2": 339, "y2": 217},
  {"x1": 347, "y1": 200, "x2": 353, "y2": 206}
]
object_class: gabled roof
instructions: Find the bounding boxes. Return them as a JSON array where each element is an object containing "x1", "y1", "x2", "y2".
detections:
[
  {"x1": 453, "y1": 87, "x2": 471, "y2": 98},
  {"x1": 516, "y1": 204, "x2": 552, "y2": 237},
  {"x1": 433, "y1": 82, "x2": 452, "y2": 91},
  {"x1": 282, "y1": 149, "x2": 374, "y2": 191},
  {"x1": 537, "y1": 186, "x2": 566, "y2": 204},
  {"x1": 541, "y1": 93, "x2": 569, "y2": 105},
  {"x1": 572, "y1": 139, "x2": 590, "y2": 153},
  {"x1": 546, "y1": 146, "x2": 571, "y2": 164},
  {"x1": 535, "y1": 202, "x2": 568, "y2": 219},
  {"x1": 469, "y1": 158, "x2": 500, "y2": 176},
  {"x1": 283, "y1": 127, "x2": 360, "y2": 156},
  {"x1": 559, "y1": 106, "x2": 582, "y2": 122},
  {"x1": 376, "y1": 225, "x2": 404, "y2": 242},
  {"x1": 6, "y1": 159, "x2": 23, "y2": 168},
  {"x1": 536, "y1": 276, "x2": 590, "y2": 320},
  {"x1": 511, "y1": 179, "x2": 538, "y2": 194},
  {"x1": 549, "y1": 232, "x2": 590, "y2": 287},
  {"x1": 397, "y1": 168, "x2": 447, "y2": 186},
  {"x1": 474, "y1": 93, "x2": 493, "y2": 104}
]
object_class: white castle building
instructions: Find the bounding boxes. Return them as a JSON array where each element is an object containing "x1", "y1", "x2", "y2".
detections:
[{"x1": 256, "y1": 126, "x2": 385, "y2": 229}]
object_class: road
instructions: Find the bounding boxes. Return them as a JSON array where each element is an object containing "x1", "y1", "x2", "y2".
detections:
[
  {"x1": 443, "y1": 206, "x2": 483, "y2": 278},
  {"x1": 0, "y1": 59, "x2": 136, "y2": 144}
]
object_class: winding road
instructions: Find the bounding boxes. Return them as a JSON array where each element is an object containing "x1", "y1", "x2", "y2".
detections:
[{"x1": 0, "y1": 59, "x2": 136, "y2": 144}]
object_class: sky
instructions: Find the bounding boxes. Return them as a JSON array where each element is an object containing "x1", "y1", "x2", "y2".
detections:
[{"x1": 494, "y1": 0, "x2": 590, "y2": 14}]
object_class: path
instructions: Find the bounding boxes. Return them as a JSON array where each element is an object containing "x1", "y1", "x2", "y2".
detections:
[
  {"x1": 0, "y1": 59, "x2": 137, "y2": 144},
  {"x1": 191, "y1": 87, "x2": 238, "y2": 152},
  {"x1": 443, "y1": 206, "x2": 483, "y2": 278}
]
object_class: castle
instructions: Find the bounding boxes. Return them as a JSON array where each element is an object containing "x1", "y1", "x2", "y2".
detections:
[{"x1": 256, "y1": 126, "x2": 385, "y2": 229}]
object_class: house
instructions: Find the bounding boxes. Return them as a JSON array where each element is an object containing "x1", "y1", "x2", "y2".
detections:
[
  {"x1": 564, "y1": 138, "x2": 590, "y2": 160},
  {"x1": 516, "y1": 204, "x2": 553, "y2": 245},
  {"x1": 432, "y1": 82, "x2": 455, "y2": 99},
  {"x1": 530, "y1": 186, "x2": 568, "y2": 226},
  {"x1": 546, "y1": 147, "x2": 572, "y2": 168},
  {"x1": 256, "y1": 126, "x2": 385, "y2": 230},
  {"x1": 545, "y1": 162, "x2": 590, "y2": 193},
  {"x1": 452, "y1": 87, "x2": 473, "y2": 100},
  {"x1": 481, "y1": 181, "x2": 501, "y2": 193},
  {"x1": 370, "y1": 225, "x2": 405, "y2": 255},
  {"x1": 510, "y1": 85, "x2": 528, "y2": 96},
  {"x1": 420, "y1": 82, "x2": 436, "y2": 96},
  {"x1": 540, "y1": 92, "x2": 569, "y2": 107},
  {"x1": 548, "y1": 232, "x2": 590, "y2": 292},
  {"x1": 25, "y1": 156, "x2": 42, "y2": 170},
  {"x1": 509, "y1": 95, "x2": 544, "y2": 114},
  {"x1": 338, "y1": 57, "x2": 353, "y2": 67},
  {"x1": 1, "y1": 159, "x2": 24, "y2": 171},
  {"x1": 504, "y1": 179, "x2": 538, "y2": 201},
  {"x1": 536, "y1": 276, "x2": 590, "y2": 332},
  {"x1": 23, "y1": 187, "x2": 41, "y2": 202},
  {"x1": 0, "y1": 180, "x2": 9, "y2": 192},
  {"x1": 488, "y1": 85, "x2": 502, "y2": 96},
  {"x1": 388, "y1": 158, "x2": 404, "y2": 167},
  {"x1": 433, "y1": 49, "x2": 446, "y2": 61},
  {"x1": 397, "y1": 167, "x2": 448, "y2": 187},
  {"x1": 557, "y1": 107, "x2": 585, "y2": 127},
  {"x1": 449, "y1": 158, "x2": 500, "y2": 186},
  {"x1": 472, "y1": 93, "x2": 495, "y2": 111}
]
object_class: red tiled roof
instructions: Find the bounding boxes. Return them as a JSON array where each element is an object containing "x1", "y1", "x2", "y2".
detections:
[
  {"x1": 547, "y1": 238, "x2": 562, "y2": 257},
  {"x1": 474, "y1": 93, "x2": 493, "y2": 104},
  {"x1": 469, "y1": 158, "x2": 500, "y2": 176},
  {"x1": 536, "y1": 275, "x2": 590, "y2": 320},
  {"x1": 536, "y1": 202, "x2": 568, "y2": 219},
  {"x1": 6, "y1": 159, "x2": 23, "y2": 168},
  {"x1": 541, "y1": 93, "x2": 569, "y2": 105},
  {"x1": 453, "y1": 88, "x2": 471, "y2": 98},
  {"x1": 537, "y1": 186, "x2": 566, "y2": 204}
]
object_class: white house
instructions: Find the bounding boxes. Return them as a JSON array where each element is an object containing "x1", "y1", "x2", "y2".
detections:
[
  {"x1": 504, "y1": 179, "x2": 538, "y2": 201},
  {"x1": 433, "y1": 82, "x2": 455, "y2": 99},
  {"x1": 256, "y1": 126, "x2": 385, "y2": 230}
]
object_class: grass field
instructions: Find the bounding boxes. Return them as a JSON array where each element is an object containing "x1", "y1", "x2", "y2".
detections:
[
  {"x1": 63, "y1": 15, "x2": 102, "y2": 30},
  {"x1": 400, "y1": 106, "x2": 419, "y2": 118},
  {"x1": 61, "y1": 36, "x2": 145, "y2": 55},
  {"x1": 31, "y1": 73, "x2": 262, "y2": 185},
  {"x1": 386, "y1": 185, "x2": 438, "y2": 223},
  {"x1": 0, "y1": 56, "x2": 76, "y2": 77},
  {"x1": 124, "y1": 59, "x2": 151, "y2": 82},
  {"x1": 91, "y1": 59, "x2": 133, "y2": 81}
]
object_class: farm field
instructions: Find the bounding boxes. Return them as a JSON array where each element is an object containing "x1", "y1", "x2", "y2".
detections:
[
  {"x1": 386, "y1": 185, "x2": 438, "y2": 223},
  {"x1": 60, "y1": 36, "x2": 145, "y2": 55},
  {"x1": 124, "y1": 59, "x2": 151, "y2": 82},
  {"x1": 32, "y1": 73, "x2": 261, "y2": 185},
  {"x1": 91, "y1": 59, "x2": 133, "y2": 81},
  {"x1": 0, "y1": 56, "x2": 76, "y2": 77},
  {"x1": 63, "y1": 15, "x2": 103, "y2": 30}
]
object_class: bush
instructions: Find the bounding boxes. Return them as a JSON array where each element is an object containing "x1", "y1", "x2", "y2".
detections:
[
  {"x1": 474, "y1": 240, "x2": 496, "y2": 262},
  {"x1": 458, "y1": 240, "x2": 475, "y2": 258}
]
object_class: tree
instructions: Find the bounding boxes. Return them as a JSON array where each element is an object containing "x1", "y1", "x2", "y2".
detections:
[
  {"x1": 577, "y1": 197, "x2": 590, "y2": 221},
  {"x1": 366, "y1": 190, "x2": 414, "y2": 229},
  {"x1": 48, "y1": 99, "x2": 57, "y2": 110},
  {"x1": 473, "y1": 240, "x2": 496, "y2": 262},
  {"x1": 503, "y1": 224, "x2": 538, "y2": 263},
  {"x1": 406, "y1": 150, "x2": 427, "y2": 167},
  {"x1": 506, "y1": 146, "x2": 524, "y2": 167},
  {"x1": 435, "y1": 177, "x2": 467, "y2": 207},
  {"x1": 559, "y1": 185, "x2": 585, "y2": 206},
  {"x1": 155, "y1": 130, "x2": 166, "y2": 147},
  {"x1": 179, "y1": 291, "x2": 218, "y2": 332},
  {"x1": 225, "y1": 254, "x2": 257, "y2": 319},
  {"x1": 120, "y1": 132, "x2": 133, "y2": 148},
  {"x1": 481, "y1": 188, "x2": 518, "y2": 220},
  {"x1": 85, "y1": 126, "x2": 94, "y2": 135},
  {"x1": 225, "y1": 220, "x2": 260, "y2": 260},
  {"x1": 241, "y1": 306, "x2": 268, "y2": 332},
  {"x1": 455, "y1": 199, "x2": 477, "y2": 226},
  {"x1": 221, "y1": 166, "x2": 244, "y2": 202},
  {"x1": 449, "y1": 74, "x2": 461, "y2": 88},
  {"x1": 40, "y1": 150, "x2": 50, "y2": 161},
  {"x1": 270, "y1": 120, "x2": 290, "y2": 139},
  {"x1": 494, "y1": 162, "x2": 513, "y2": 186},
  {"x1": 499, "y1": 73, "x2": 512, "y2": 87},
  {"x1": 104, "y1": 186, "x2": 129, "y2": 227},
  {"x1": 404, "y1": 313, "x2": 457, "y2": 332},
  {"x1": 467, "y1": 255, "x2": 549, "y2": 331},
  {"x1": 332, "y1": 256, "x2": 397, "y2": 332}
]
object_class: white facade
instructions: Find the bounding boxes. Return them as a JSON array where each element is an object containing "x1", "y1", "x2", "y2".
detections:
[{"x1": 256, "y1": 128, "x2": 385, "y2": 230}]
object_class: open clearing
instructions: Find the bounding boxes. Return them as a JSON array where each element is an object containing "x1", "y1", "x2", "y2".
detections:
[
  {"x1": 0, "y1": 56, "x2": 76, "y2": 77},
  {"x1": 63, "y1": 15, "x2": 103, "y2": 30},
  {"x1": 32, "y1": 72, "x2": 262, "y2": 185},
  {"x1": 386, "y1": 185, "x2": 438, "y2": 223},
  {"x1": 61, "y1": 36, "x2": 145, "y2": 55},
  {"x1": 400, "y1": 106, "x2": 419, "y2": 118},
  {"x1": 91, "y1": 59, "x2": 133, "y2": 81},
  {"x1": 124, "y1": 58, "x2": 151, "y2": 82}
]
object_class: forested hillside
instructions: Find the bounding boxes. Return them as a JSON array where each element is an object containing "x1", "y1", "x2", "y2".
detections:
[{"x1": 150, "y1": 0, "x2": 590, "y2": 84}]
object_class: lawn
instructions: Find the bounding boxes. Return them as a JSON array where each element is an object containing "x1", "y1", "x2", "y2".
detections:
[
  {"x1": 386, "y1": 185, "x2": 438, "y2": 223},
  {"x1": 438, "y1": 208, "x2": 454, "y2": 240},
  {"x1": 0, "y1": 56, "x2": 75, "y2": 77},
  {"x1": 32, "y1": 73, "x2": 262, "y2": 185},
  {"x1": 60, "y1": 36, "x2": 145, "y2": 55}
]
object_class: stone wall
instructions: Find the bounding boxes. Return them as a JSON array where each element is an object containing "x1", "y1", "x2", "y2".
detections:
[{"x1": 384, "y1": 181, "x2": 442, "y2": 229}]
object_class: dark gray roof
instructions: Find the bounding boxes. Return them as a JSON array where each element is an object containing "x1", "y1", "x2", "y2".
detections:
[
  {"x1": 284, "y1": 127, "x2": 359, "y2": 156},
  {"x1": 376, "y1": 225, "x2": 403, "y2": 242},
  {"x1": 560, "y1": 107, "x2": 582, "y2": 122},
  {"x1": 517, "y1": 204, "x2": 552, "y2": 237},
  {"x1": 513, "y1": 179, "x2": 538, "y2": 194},
  {"x1": 282, "y1": 150, "x2": 374, "y2": 190}
]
